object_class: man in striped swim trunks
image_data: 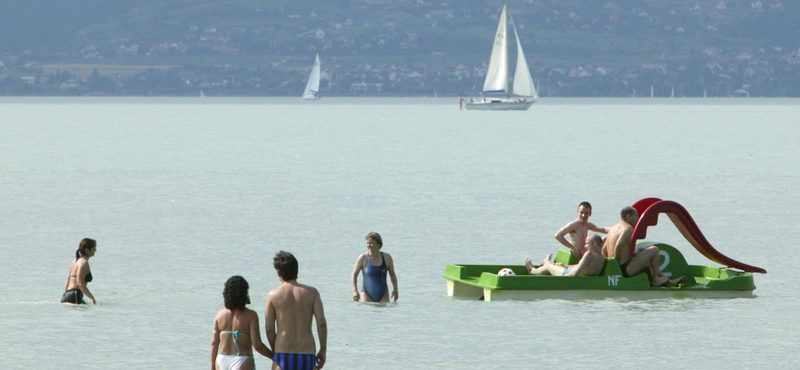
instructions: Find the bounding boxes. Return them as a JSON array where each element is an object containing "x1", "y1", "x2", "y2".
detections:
[{"x1": 266, "y1": 251, "x2": 328, "y2": 370}]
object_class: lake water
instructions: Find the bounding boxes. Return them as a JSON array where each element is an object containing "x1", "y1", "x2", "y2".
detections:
[{"x1": 1, "y1": 97, "x2": 797, "y2": 369}]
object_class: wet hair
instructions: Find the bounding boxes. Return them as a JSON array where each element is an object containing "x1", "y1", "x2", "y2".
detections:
[
  {"x1": 578, "y1": 201, "x2": 592, "y2": 210},
  {"x1": 587, "y1": 234, "x2": 603, "y2": 249},
  {"x1": 620, "y1": 206, "x2": 637, "y2": 219},
  {"x1": 366, "y1": 232, "x2": 383, "y2": 248},
  {"x1": 223, "y1": 275, "x2": 250, "y2": 310},
  {"x1": 75, "y1": 238, "x2": 97, "y2": 259},
  {"x1": 273, "y1": 251, "x2": 299, "y2": 281}
]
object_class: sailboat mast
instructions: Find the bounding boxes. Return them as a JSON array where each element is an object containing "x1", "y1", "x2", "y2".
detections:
[{"x1": 502, "y1": 5, "x2": 509, "y2": 97}]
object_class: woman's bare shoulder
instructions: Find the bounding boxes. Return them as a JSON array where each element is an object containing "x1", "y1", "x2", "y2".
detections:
[
  {"x1": 213, "y1": 308, "x2": 229, "y2": 322},
  {"x1": 243, "y1": 307, "x2": 260, "y2": 320}
]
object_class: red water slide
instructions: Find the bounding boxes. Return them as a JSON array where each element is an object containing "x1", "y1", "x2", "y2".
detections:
[{"x1": 630, "y1": 197, "x2": 766, "y2": 274}]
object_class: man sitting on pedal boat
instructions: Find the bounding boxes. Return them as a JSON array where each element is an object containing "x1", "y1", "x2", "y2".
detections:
[
  {"x1": 524, "y1": 234, "x2": 606, "y2": 276},
  {"x1": 604, "y1": 206, "x2": 684, "y2": 287}
]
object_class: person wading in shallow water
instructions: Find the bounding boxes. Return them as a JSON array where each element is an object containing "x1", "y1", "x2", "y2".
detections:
[
  {"x1": 265, "y1": 251, "x2": 327, "y2": 370},
  {"x1": 350, "y1": 232, "x2": 398, "y2": 303},
  {"x1": 211, "y1": 275, "x2": 272, "y2": 370},
  {"x1": 61, "y1": 238, "x2": 98, "y2": 305}
]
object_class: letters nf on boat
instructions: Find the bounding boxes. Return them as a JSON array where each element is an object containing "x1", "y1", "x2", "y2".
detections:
[{"x1": 465, "y1": 4, "x2": 538, "y2": 111}]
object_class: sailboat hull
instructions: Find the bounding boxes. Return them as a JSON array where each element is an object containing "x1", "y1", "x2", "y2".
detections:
[{"x1": 464, "y1": 98, "x2": 535, "y2": 111}]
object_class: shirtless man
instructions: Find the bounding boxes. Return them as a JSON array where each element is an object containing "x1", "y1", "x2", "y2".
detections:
[
  {"x1": 554, "y1": 202, "x2": 608, "y2": 259},
  {"x1": 604, "y1": 206, "x2": 684, "y2": 287},
  {"x1": 265, "y1": 251, "x2": 327, "y2": 370},
  {"x1": 525, "y1": 234, "x2": 606, "y2": 276}
]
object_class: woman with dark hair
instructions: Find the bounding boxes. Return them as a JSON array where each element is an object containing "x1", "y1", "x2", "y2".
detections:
[
  {"x1": 350, "y1": 232, "x2": 399, "y2": 302},
  {"x1": 61, "y1": 238, "x2": 97, "y2": 305},
  {"x1": 212, "y1": 275, "x2": 272, "y2": 370}
]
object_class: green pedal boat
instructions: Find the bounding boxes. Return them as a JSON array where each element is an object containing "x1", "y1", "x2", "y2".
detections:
[{"x1": 443, "y1": 198, "x2": 767, "y2": 301}]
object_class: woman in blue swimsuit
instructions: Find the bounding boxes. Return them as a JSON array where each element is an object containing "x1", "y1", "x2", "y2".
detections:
[
  {"x1": 350, "y1": 232, "x2": 399, "y2": 302},
  {"x1": 212, "y1": 276, "x2": 273, "y2": 370},
  {"x1": 61, "y1": 238, "x2": 98, "y2": 305}
]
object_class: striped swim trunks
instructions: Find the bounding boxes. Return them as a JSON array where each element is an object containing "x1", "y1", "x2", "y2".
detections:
[{"x1": 273, "y1": 353, "x2": 315, "y2": 370}]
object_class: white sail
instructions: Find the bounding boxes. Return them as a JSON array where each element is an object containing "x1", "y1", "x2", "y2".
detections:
[
  {"x1": 302, "y1": 53, "x2": 321, "y2": 100},
  {"x1": 511, "y1": 22, "x2": 536, "y2": 98},
  {"x1": 481, "y1": 5, "x2": 509, "y2": 94}
]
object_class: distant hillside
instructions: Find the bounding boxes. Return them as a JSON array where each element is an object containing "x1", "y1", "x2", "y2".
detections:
[{"x1": 1, "y1": 0, "x2": 798, "y2": 96}]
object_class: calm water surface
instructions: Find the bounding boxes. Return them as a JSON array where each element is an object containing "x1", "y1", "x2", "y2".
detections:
[{"x1": 1, "y1": 97, "x2": 798, "y2": 369}]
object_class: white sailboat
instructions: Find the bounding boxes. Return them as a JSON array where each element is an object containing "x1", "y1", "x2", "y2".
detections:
[
  {"x1": 302, "y1": 53, "x2": 321, "y2": 100},
  {"x1": 465, "y1": 4, "x2": 536, "y2": 111}
]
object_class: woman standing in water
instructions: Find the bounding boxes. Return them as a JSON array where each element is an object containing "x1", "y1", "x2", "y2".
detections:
[
  {"x1": 211, "y1": 275, "x2": 272, "y2": 370},
  {"x1": 350, "y1": 232, "x2": 398, "y2": 302},
  {"x1": 61, "y1": 238, "x2": 97, "y2": 305}
]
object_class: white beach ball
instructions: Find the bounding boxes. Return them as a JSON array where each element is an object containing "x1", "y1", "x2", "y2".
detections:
[{"x1": 497, "y1": 268, "x2": 516, "y2": 276}]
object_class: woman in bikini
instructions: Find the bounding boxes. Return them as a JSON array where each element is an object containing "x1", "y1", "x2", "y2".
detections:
[
  {"x1": 350, "y1": 232, "x2": 399, "y2": 302},
  {"x1": 212, "y1": 275, "x2": 272, "y2": 370},
  {"x1": 61, "y1": 238, "x2": 98, "y2": 305}
]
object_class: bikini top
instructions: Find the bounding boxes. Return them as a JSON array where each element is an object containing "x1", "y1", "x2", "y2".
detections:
[
  {"x1": 69, "y1": 272, "x2": 93, "y2": 283},
  {"x1": 220, "y1": 330, "x2": 250, "y2": 356},
  {"x1": 69, "y1": 256, "x2": 93, "y2": 282}
]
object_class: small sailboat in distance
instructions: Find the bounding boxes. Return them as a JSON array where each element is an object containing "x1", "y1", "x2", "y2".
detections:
[
  {"x1": 302, "y1": 53, "x2": 321, "y2": 100},
  {"x1": 465, "y1": 4, "x2": 536, "y2": 111}
]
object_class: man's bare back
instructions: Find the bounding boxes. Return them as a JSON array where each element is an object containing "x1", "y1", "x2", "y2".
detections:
[
  {"x1": 602, "y1": 207, "x2": 683, "y2": 287},
  {"x1": 603, "y1": 219, "x2": 633, "y2": 264},
  {"x1": 265, "y1": 281, "x2": 323, "y2": 354},
  {"x1": 266, "y1": 251, "x2": 327, "y2": 370}
]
